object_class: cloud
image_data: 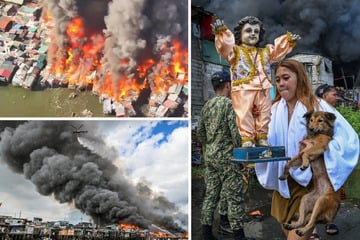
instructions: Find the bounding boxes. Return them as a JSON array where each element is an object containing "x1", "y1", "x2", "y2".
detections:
[
  {"x1": 0, "y1": 165, "x2": 77, "y2": 221},
  {"x1": 102, "y1": 122, "x2": 189, "y2": 209}
]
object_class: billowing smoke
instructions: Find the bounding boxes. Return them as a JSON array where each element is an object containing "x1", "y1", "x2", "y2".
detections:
[
  {"x1": 45, "y1": 0, "x2": 110, "y2": 44},
  {"x1": 44, "y1": 0, "x2": 188, "y2": 97},
  {"x1": 45, "y1": 0, "x2": 78, "y2": 46},
  {"x1": 193, "y1": 0, "x2": 360, "y2": 63},
  {"x1": 0, "y1": 122, "x2": 186, "y2": 232},
  {"x1": 99, "y1": 0, "x2": 187, "y2": 95}
]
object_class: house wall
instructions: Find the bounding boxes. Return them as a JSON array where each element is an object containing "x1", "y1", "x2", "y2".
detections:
[
  {"x1": 191, "y1": 7, "x2": 230, "y2": 118},
  {"x1": 289, "y1": 54, "x2": 334, "y2": 90},
  {"x1": 191, "y1": 36, "x2": 227, "y2": 118},
  {"x1": 190, "y1": 36, "x2": 203, "y2": 118}
]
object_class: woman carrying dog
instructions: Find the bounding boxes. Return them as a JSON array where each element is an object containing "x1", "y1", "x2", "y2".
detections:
[
  {"x1": 315, "y1": 83, "x2": 342, "y2": 236},
  {"x1": 255, "y1": 59, "x2": 359, "y2": 240}
]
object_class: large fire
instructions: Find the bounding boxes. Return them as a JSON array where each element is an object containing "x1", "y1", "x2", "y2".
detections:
[
  {"x1": 44, "y1": 13, "x2": 188, "y2": 103},
  {"x1": 118, "y1": 223, "x2": 140, "y2": 231},
  {"x1": 117, "y1": 223, "x2": 186, "y2": 239},
  {"x1": 46, "y1": 17, "x2": 104, "y2": 88}
]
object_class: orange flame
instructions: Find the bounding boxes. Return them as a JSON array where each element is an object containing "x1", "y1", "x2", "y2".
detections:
[
  {"x1": 150, "y1": 231, "x2": 177, "y2": 239},
  {"x1": 42, "y1": 9, "x2": 53, "y2": 24},
  {"x1": 117, "y1": 222, "x2": 184, "y2": 239},
  {"x1": 118, "y1": 223, "x2": 140, "y2": 231},
  {"x1": 47, "y1": 16, "x2": 104, "y2": 88},
  {"x1": 150, "y1": 38, "x2": 188, "y2": 95},
  {"x1": 44, "y1": 12, "x2": 188, "y2": 103}
]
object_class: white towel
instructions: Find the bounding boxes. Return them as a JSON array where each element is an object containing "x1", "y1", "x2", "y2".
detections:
[{"x1": 255, "y1": 98, "x2": 359, "y2": 198}]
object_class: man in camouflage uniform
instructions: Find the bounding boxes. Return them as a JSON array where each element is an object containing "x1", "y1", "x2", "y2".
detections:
[{"x1": 197, "y1": 71, "x2": 253, "y2": 240}]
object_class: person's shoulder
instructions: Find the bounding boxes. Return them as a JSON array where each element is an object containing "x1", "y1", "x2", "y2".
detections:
[
  {"x1": 217, "y1": 95, "x2": 232, "y2": 105},
  {"x1": 207, "y1": 95, "x2": 232, "y2": 111},
  {"x1": 210, "y1": 94, "x2": 228, "y2": 101}
]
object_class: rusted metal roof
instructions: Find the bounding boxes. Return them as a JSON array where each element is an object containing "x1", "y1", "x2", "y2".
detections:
[{"x1": 0, "y1": 17, "x2": 13, "y2": 31}]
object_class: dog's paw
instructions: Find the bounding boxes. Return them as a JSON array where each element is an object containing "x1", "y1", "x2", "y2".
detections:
[
  {"x1": 295, "y1": 229, "x2": 304, "y2": 236},
  {"x1": 283, "y1": 223, "x2": 294, "y2": 230},
  {"x1": 300, "y1": 165, "x2": 309, "y2": 171},
  {"x1": 279, "y1": 175, "x2": 287, "y2": 180}
]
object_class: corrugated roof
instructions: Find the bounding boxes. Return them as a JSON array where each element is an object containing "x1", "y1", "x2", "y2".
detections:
[
  {"x1": 1, "y1": 63, "x2": 15, "y2": 71},
  {"x1": 29, "y1": 26, "x2": 37, "y2": 32},
  {"x1": 0, "y1": 17, "x2": 13, "y2": 31},
  {"x1": 0, "y1": 69, "x2": 12, "y2": 78},
  {"x1": 11, "y1": 24, "x2": 22, "y2": 30},
  {"x1": 38, "y1": 45, "x2": 48, "y2": 54},
  {"x1": 3, "y1": 0, "x2": 24, "y2": 5},
  {"x1": 19, "y1": 5, "x2": 38, "y2": 14}
]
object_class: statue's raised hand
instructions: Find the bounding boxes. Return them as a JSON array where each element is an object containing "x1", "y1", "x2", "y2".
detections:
[
  {"x1": 211, "y1": 19, "x2": 227, "y2": 34},
  {"x1": 290, "y1": 33, "x2": 301, "y2": 41}
]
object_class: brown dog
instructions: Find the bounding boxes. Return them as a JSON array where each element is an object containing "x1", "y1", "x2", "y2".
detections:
[{"x1": 279, "y1": 111, "x2": 340, "y2": 236}]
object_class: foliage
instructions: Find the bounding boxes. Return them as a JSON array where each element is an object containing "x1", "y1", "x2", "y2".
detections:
[{"x1": 336, "y1": 106, "x2": 360, "y2": 136}]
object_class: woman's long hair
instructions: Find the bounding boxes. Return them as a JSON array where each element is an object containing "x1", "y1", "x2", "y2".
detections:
[{"x1": 273, "y1": 59, "x2": 319, "y2": 112}]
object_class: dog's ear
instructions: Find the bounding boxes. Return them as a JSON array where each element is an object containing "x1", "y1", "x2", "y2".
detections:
[
  {"x1": 303, "y1": 111, "x2": 313, "y2": 122},
  {"x1": 325, "y1": 112, "x2": 336, "y2": 122}
]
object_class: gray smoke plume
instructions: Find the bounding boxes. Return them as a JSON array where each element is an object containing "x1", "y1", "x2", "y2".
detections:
[
  {"x1": 45, "y1": 0, "x2": 110, "y2": 43},
  {"x1": 193, "y1": 0, "x2": 360, "y2": 63},
  {"x1": 99, "y1": 0, "x2": 188, "y2": 96},
  {"x1": 44, "y1": 0, "x2": 188, "y2": 97},
  {"x1": 0, "y1": 121, "x2": 186, "y2": 232},
  {"x1": 45, "y1": 0, "x2": 78, "y2": 46}
]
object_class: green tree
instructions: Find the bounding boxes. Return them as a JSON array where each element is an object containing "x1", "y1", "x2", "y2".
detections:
[{"x1": 337, "y1": 107, "x2": 360, "y2": 136}]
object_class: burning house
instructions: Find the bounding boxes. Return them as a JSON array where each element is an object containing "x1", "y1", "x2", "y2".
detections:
[
  {"x1": 37, "y1": 0, "x2": 189, "y2": 117},
  {"x1": 0, "y1": 0, "x2": 188, "y2": 117}
]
